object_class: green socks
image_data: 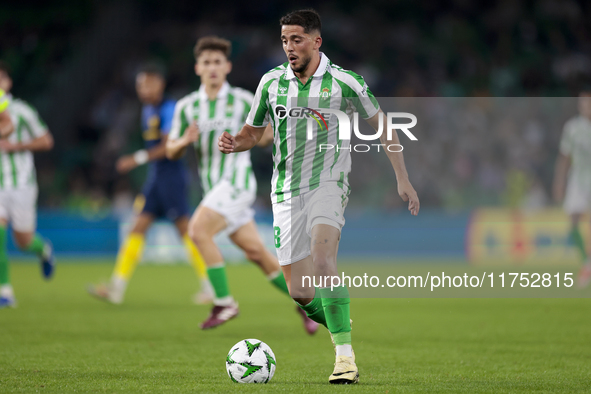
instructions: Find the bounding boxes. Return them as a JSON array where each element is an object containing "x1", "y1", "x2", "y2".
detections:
[
  {"x1": 207, "y1": 265, "x2": 230, "y2": 299},
  {"x1": 25, "y1": 234, "x2": 46, "y2": 256},
  {"x1": 570, "y1": 226, "x2": 587, "y2": 261},
  {"x1": 274, "y1": 272, "x2": 329, "y2": 329},
  {"x1": 297, "y1": 288, "x2": 327, "y2": 328},
  {"x1": 319, "y1": 286, "x2": 351, "y2": 345},
  {"x1": 0, "y1": 227, "x2": 8, "y2": 285},
  {"x1": 268, "y1": 271, "x2": 290, "y2": 296},
  {"x1": 0, "y1": 231, "x2": 48, "y2": 288},
  {"x1": 295, "y1": 286, "x2": 352, "y2": 340}
]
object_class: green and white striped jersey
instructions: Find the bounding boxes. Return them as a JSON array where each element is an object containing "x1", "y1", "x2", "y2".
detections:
[
  {"x1": 1, "y1": 98, "x2": 48, "y2": 190},
  {"x1": 245, "y1": 53, "x2": 379, "y2": 203},
  {"x1": 560, "y1": 115, "x2": 591, "y2": 191},
  {"x1": 170, "y1": 82, "x2": 256, "y2": 194}
]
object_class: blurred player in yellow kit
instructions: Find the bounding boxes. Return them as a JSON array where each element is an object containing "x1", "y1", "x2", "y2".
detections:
[{"x1": 88, "y1": 65, "x2": 213, "y2": 304}]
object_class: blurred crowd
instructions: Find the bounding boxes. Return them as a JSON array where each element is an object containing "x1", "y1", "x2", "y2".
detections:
[
  {"x1": 349, "y1": 97, "x2": 577, "y2": 211},
  {"x1": 2, "y1": 0, "x2": 591, "y2": 213}
]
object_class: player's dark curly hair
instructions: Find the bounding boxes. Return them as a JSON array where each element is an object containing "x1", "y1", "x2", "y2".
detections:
[
  {"x1": 137, "y1": 62, "x2": 167, "y2": 79},
  {"x1": 194, "y1": 36, "x2": 232, "y2": 61},
  {"x1": 280, "y1": 9, "x2": 321, "y2": 34}
]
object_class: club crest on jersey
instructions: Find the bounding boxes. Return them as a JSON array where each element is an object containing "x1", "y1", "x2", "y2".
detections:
[
  {"x1": 143, "y1": 115, "x2": 162, "y2": 141},
  {"x1": 321, "y1": 87, "x2": 331, "y2": 99}
]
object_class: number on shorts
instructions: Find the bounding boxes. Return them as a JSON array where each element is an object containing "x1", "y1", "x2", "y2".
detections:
[{"x1": 274, "y1": 226, "x2": 281, "y2": 248}]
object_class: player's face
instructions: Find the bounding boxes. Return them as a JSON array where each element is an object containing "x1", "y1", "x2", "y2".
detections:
[
  {"x1": 135, "y1": 72, "x2": 165, "y2": 105},
  {"x1": 281, "y1": 25, "x2": 321, "y2": 74},
  {"x1": 578, "y1": 93, "x2": 591, "y2": 119},
  {"x1": 195, "y1": 50, "x2": 232, "y2": 87},
  {"x1": 0, "y1": 71, "x2": 12, "y2": 93}
]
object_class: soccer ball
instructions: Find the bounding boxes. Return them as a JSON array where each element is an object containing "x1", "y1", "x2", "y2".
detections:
[{"x1": 225, "y1": 338, "x2": 276, "y2": 383}]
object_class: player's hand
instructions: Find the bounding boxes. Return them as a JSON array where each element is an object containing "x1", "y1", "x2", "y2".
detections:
[
  {"x1": 182, "y1": 122, "x2": 200, "y2": 145},
  {"x1": 218, "y1": 131, "x2": 235, "y2": 154},
  {"x1": 0, "y1": 139, "x2": 18, "y2": 152},
  {"x1": 398, "y1": 178, "x2": 420, "y2": 216},
  {"x1": 116, "y1": 155, "x2": 138, "y2": 174},
  {"x1": 0, "y1": 127, "x2": 12, "y2": 139},
  {"x1": 0, "y1": 118, "x2": 14, "y2": 139}
]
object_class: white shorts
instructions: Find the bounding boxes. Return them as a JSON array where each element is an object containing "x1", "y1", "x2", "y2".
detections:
[
  {"x1": 272, "y1": 183, "x2": 349, "y2": 266},
  {"x1": 0, "y1": 185, "x2": 38, "y2": 232},
  {"x1": 201, "y1": 180, "x2": 256, "y2": 235},
  {"x1": 564, "y1": 181, "x2": 591, "y2": 214}
]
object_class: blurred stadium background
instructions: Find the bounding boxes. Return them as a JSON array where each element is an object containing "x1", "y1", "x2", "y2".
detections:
[
  {"x1": 2, "y1": 0, "x2": 591, "y2": 261},
  {"x1": 3, "y1": 1, "x2": 591, "y2": 392}
]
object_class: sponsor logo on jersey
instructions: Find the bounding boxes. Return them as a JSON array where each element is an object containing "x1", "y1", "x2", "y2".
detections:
[
  {"x1": 360, "y1": 85, "x2": 368, "y2": 97},
  {"x1": 199, "y1": 118, "x2": 234, "y2": 130},
  {"x1": 274, "y1": 105, "x2": 329, "y2": 131}
]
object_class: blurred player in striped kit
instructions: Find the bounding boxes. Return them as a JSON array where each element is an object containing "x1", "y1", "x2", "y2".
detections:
[
  {"x1": 166, "y1": 36, "x2": 318, "y2": 333},
  {"x1": 553, "y1": 90, "x2": 591, "y2": 287},
  {"x1": 88, "y1": 64, "x2": 213, "y2": 304},
  {"x1": 0, "y1": 62, "x2": 55, "y2": 308}
]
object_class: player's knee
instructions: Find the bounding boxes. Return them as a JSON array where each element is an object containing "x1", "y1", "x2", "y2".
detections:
[
  {"x1": 244, "y1": 245, "x2": 265, "y2": 264},
  {"x1": 311, "y1": 254, "x2": 336, "y2": 276},
  {"x1": 14, "y1": 239, "x2": 28, "y2": 250},
  {"x1": 13, "y1": 234, "x2": 33, "y2": 250},
  {"x1": 189, "y1": 227, "x2": 210, "y2": 248}
]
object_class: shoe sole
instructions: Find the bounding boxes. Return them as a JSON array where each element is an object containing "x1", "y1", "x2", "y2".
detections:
[{"x1": 329, "y1": 372, "x2": 359, "y2": 384}]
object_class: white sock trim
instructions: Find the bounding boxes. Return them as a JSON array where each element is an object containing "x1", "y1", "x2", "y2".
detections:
[
  {"x1": 110, "y1": 275, "x2": 128, "y2": 302},
  {"x1": 267, "y1": 270, "x2": 281, "y2": 281},
  {"x1": 214, "y1": 295, "x2": 234, "y2": 307},
  {"x1": 208, "y1": 262, "x2": 225, "y2": 269},
  {"x1": 0, "y1": 284, "x2": 14, "y2": 298},
  {"x1": 336, "y1": 344, "x2": 353, "y2": 357}
]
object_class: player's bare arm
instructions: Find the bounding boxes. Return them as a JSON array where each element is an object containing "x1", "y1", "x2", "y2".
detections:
[
  {"x1": 552, "y1": 152, "x2": 571, "y2": 203},
  {"x1": 117, "y1": 134, "x2": 169, "y2": 174},
  {"x1": 218, "y1": 124, "x2": 265, "y2": 154},
  {"x1": 366, "y1": 110, "x2": 420, "y2": 216},
  {"x1": 166, "y1": 121, "x2": 200, "y2": 160},
  {"x1": 0, "y1": 132, "x2": 53, "y2": 153},
  {"x1": 256, "y1": 124, "x2": 274, "y2": 147},
  {"x1": 0, "y1": 110, "x2": 14, "y2": 138}
]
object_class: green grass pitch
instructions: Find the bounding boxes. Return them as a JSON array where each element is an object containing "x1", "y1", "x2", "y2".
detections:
[{"x1": 1, "y1": 260, "x2": 590, "y2": 393}]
